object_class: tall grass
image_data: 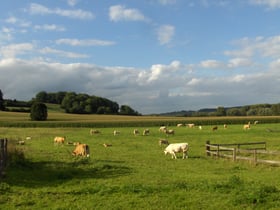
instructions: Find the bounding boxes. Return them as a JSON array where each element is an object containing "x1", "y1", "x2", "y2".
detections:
[
  {"x1": 1, "y1": 123, "x2": 280, "y2": 209},
  {"x1": 1, "y1": 111, "x2": 280, "y2": 127}
]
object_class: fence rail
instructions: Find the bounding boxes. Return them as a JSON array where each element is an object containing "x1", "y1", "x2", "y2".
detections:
[
  {"x1": 0, "y1": 138, "x2": 8, "y2": 177},
  {"x1": 205, "y1": 140, "x2": 280, "y2": 166}
]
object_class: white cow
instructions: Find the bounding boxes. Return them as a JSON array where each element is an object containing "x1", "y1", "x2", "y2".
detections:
[
  {"x1": 113, "y1": 130, "x2": 120, "y2": 136},
  {"x1": 133, "y1": 129, "x2": 139, "y2": 135},
  {"x1": 164, "y1": 143, "x2": 189, "y2": 159},
  {"x1": 159, "y1": 126, "x2": 167, "y2": 132}
]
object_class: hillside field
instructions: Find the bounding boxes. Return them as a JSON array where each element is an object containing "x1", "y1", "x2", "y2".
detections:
[{"x1": 1, "y1": 112, "x2": 280, "y2": 209}]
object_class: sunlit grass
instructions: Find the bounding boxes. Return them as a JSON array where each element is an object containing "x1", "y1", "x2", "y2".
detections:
[{"x1": 1, "y1": 123, "x2": 280, "y2": 209}]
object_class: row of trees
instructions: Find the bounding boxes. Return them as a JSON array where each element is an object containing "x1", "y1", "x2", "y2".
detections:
[
  {"x1": 191, "y1": 104, "x2": 280, "y2": 117},
  {"x1": 35, "y1": 91, "x2": 140, "y2": 115}
]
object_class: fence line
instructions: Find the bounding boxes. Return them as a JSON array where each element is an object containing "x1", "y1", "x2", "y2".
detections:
[
  {"x1": 0, "y1": 138, "x2": 8, "y2": 177},
  {"x1": 205, "y1": 140, "x2": 280, "y2": 166}
]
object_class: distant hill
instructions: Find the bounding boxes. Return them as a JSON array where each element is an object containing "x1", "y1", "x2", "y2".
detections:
[{"x1": 156, "y1": 103, "x2": 280, "y2": 117}]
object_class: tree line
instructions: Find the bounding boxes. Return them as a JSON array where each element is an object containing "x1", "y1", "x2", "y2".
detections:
[
  {"x1": 189, "y1": 104, "x2": 280, "y2": 117},
  {"x1": 0, "y1": 90, "x2": 140, "y2": 116}
]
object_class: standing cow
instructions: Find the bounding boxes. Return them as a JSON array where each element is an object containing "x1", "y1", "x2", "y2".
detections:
[
  {"x1": 164, "y1": 143, "x2": 189, "y2": 159},
  {"x1": 72, "y1": 144, "x2": 90, "y2": 157},
  {"x1": 54, "y1": 136, "x2": 65, "y2": 144}
]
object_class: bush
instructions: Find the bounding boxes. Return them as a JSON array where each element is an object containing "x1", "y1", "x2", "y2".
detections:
[{"x1": 30, "y1": 102, "x2": 48, "y2": 121}]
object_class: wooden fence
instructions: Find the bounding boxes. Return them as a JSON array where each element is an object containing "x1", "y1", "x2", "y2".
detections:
[
  {"x1": 0, "y1": 138, "x2": 8, "y2": 177},
  {"x1": 205, "y1": 140, "x2": 280, "y2": 166}
]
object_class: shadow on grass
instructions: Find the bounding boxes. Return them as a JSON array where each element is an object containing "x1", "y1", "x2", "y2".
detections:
[{"x1": 3, "y1": 158, "x2": 132, "y2": 188}]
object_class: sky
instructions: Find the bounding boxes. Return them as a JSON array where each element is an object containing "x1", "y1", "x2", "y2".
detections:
[{"x1": 0, "y1": 0, "x2": 280, "y2": 114}]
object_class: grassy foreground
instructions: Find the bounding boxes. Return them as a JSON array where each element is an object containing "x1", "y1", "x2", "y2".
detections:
[{"x1": 1, "y1": 121, "x2": 280, "y2": 209}]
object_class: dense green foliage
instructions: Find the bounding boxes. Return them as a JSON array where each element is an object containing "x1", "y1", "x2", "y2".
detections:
[
  {"x1": 1, "y1": 124, "x2": 280, "y2": 209},
  {"x1": 161, "y1": 103, "x2": 280, "y2": 117},
  {"x1": 30, "y1": 102, "x2": 48, "y2": 121},
  {"x1": 35, "y1": 91, "x2": 140, "y2": 115}
]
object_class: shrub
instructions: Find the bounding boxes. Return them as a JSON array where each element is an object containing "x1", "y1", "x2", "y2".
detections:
[{"x1": 30, "y1": 102, "x2": 48, "y2": 121}]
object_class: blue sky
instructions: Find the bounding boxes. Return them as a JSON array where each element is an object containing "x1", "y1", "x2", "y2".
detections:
[{"x1": 0, "y1": 0, "x2": 280, "y2": 114}]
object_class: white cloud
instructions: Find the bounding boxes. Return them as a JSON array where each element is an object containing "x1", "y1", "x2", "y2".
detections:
[
  {"x1": 157, "y1": 25, "x2": 175, "y2": 45},
  {"x1": 40, "y1": 47, "x2": 89, "y2": 58},
  {"x1": 200, "y1": 59, "x2": 225, "y2": 68},
  {"x1": 5, "y1": 16, "x2": 31, "y2": 28},
  {"x1": 0, "y1": 43, "x2": 34, "y2": 58},
  {"x1": 28, "y1": 3, "x2": 94, "y2": 20},
  {"x1": 0, "y1": 56, "x2": 279, "y2": 114},
  {"x1": 225, "y1": 35, "x2": 280, "y2": 59},
  {"x1": 227, "y1": 58, "x2": 252, "y2": 68},
  {"x1": 34, "y1": 24, "x2": 66, "y2": 31},
  {"x1": 56, "y1": 38, "x2": 115, "y2": 46},
  {"x1": 249, "y1": 0, "x2": 280, "y2": 9},
  {"x1": 67, "y1": 0, "x2": 78, "y2": 7},
  {"x1": 109, "y1": 5, "x2": 147, "y2": 22}
]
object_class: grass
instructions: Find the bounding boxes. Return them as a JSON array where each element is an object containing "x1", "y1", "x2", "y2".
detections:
[{"x1": 1, "y1": 122, "x2": 280, "y2": 209}]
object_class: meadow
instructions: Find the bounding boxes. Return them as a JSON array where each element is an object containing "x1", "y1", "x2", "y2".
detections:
[{"x1": 1, "y1": 112, "x2": 280, "y2": 209}]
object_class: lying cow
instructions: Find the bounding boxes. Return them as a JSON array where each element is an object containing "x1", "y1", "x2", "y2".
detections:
[
  {"x1": 72, "y1": 143, "x2": 90, "y2": 157},
  {"x1": 164, "y1": 143, "x2": 189, "y2": 159}
]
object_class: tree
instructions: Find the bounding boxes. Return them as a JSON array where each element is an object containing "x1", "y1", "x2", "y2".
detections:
[
  {"x1": 35, "y1": 91, "x2": 48, "y2": 102},
  {"x1": 119, "y1": 105, "x2": 139, "y2": 116},
  {"x1": 30, "y1": 102, "x2": 48, "y2": 121},
  {"x1": 0, "y1": 89, "x2": 5, "y2": 111},
  {"x1": 216, "y1": 106, "x2": 226, "y2": 116}
]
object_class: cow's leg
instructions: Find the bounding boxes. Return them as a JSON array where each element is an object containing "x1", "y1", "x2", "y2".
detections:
[{"x1": 172, "y1": 151, "x2": 177, "y2": 159}]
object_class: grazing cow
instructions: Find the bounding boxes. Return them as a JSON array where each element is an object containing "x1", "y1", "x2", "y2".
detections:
[
  {"x1": 26, "y1": 136, "x2": 32, "y2": 140},
  {"x1": 159, "y1": 139, "x2": 169, "y2": 146},
  {"x1": 54, "y1": 136, "x2": 65, "y2": 144},
  {"x1": 212, "y1": 126, "x2": 218, "y2": 131},
  {"x1": 243, "y1": 124, "x2": 250, "y2": 130},
  {"x1": 103, "y1": 143, "x2": 112, "y2": 147},
  {"x1": 159, "y1": 126, "x2": 167, "y2": 132},
  {"x1": 254, "y1": 121, "x2": 259, "y2": 125},
  {"x1": 164, "y1": 129, "x2": 175, "y2": 136},
  {"x1": 224, "y1": 124, "x2": 227, "y2": 129},
  {"x1": 18, "y1": 140, "x2": 25, "y2": 145},
  {"x1": 143, "y1": 129, "x2": 150, "y2": 136},
  {"x1": 133, "y1": 129, "x2": 139, "y2": 135},
  {"x1": 199, "y1": 126, "x2": 202, "y2": 130},
  {"x1": 177, "y1": 123, "x2": 183, "y2": 127},
  {"x1": 72, "y1": 144, "x2": 90, "y2": 157},
  {"x1": 164, "y1": 143, "x2": 189, "y2": 159},
  {"x1": 113, "y1": 130, "x2": 120, "y2": 136},
  {"x1": 90, "y1": 129, "x2": 100, "y2": 135},
  {"x1": 187, "y1": 123, "x2": 195, "y2": 128}
]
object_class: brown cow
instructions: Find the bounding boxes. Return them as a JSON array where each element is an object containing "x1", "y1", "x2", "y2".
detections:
[
  {"x1": 72, "y1": 144, "x2": 90, "y2": 157},
  {"x1": 54, "y1": 136, "x2": 65, "y2": 144}
]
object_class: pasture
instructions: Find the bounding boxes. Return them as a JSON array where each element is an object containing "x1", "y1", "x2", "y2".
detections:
[{"x1": 1, "y1": 121, "x2": 280, "y2": 209}]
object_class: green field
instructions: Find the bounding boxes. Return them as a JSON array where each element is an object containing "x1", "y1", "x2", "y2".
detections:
[{"x1": 1, "y1": 112, "x2": 280, "y2": 209}]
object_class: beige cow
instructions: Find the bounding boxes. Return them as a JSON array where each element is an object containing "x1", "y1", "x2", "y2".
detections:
[{"x1": 72, "y1": 144, "x2": 90, "y2": 157}]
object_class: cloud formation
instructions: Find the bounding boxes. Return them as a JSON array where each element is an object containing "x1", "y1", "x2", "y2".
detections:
[
  {"x1": 157, "y1": 25, "x2": 175, "y2": 45},
  {"x1": 0, "y1": 1, "x2": 280, "y2": 114},
  {"x1": 109, "y1": 5, "x2": 147, "y2": 22},
  {"x1": 28, "y1": 3, "x2": 94, "y2": 19}
]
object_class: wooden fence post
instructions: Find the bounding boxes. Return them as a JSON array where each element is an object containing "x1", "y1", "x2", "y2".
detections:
[
  {"x1": 206, "y1": 140, "x2": 210, "y2": 156},
  {"x1": 0, "y1": 138, "x2": 8, "y2": 178},
  {"x1": 233, "y1": 148, "x2": 236, "y2": 162},
  {"x1": 253, "y1": 149, "x2": 257, "y2": 165}
]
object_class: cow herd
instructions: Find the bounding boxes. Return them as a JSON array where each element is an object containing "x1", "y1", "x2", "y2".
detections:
[{"x1": 50, "y1": 121, "x2": 258, "y2": 160}]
